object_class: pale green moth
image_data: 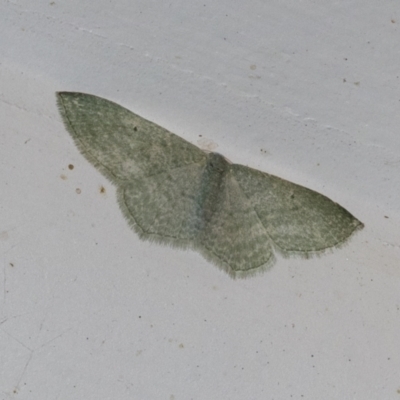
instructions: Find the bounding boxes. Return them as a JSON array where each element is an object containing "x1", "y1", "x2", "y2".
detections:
[{"x1": 57, "y1": 92, "x2": 363, "y2": 278}]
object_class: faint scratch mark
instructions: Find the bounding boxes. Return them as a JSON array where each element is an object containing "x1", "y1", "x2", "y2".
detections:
[
  {"x1": 14, "y1": 351, "x2": 33, "y2": 391},
  {"x1": 1, "y1": 323, "x2": 71, "y2": 394}
]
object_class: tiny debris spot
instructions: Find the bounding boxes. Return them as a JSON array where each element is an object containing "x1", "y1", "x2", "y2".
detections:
[
  {"x1": 9, "y1": 263, "x2": 14, "y2": 267},
  {"x1": 0, "y1": 231, "x2": 9, "y2": 241},
  {"x1": 68, "y1": 164, "x2": 74, "y2": 170},
  {"x1": 391, "y1": 19, "x2": 396, "y2": 23},
  {"x1": 133, "y1": 126, "x2": 138, "y2": 131},
  {"x1": 76, "y1": 188, "x2": 81, "y2": 194},
  {"x1": 354, "y1": 81, "x2": 360, "y2": 86},
  {"x1": 179, "y1": 343, "x2": 184, "y2": 348},
  {"x1": 99, "y1": 185, "x2": 106, "y2": 194},
  {"x1": 384, "y1": 216, "x2": 389, "y2": 219},
  {"x1": 60, "y1": 174, "x2": 67, "y2": 180}
]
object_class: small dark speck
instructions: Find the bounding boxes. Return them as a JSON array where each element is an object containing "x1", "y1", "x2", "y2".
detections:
[
  {"x1": 9, "y1": 263, "x2": 14, "y2": 267},
  {"x1": 343, "y1": 78, "x2": 347, "y2": 83},
  {"x1": 391, "y1": 19, "x2": 396, "y2": 23},
  {"x1": 100, "y1": 185, "x2": 106, "y2": 194},
  {"x1": 68, "y1": 164, "x2": 74, "y2": 170},
  {"x1": 134, "y1": 126, "x2": 138, "y2": 131},
  {"x1": 344, "y1": 58, "x2": 348, "y2": 61},
  {"x1": 199, "y1": 134, "x2": 202, "y2": 137},
  {"x1": 384, "y1": 216, "x2": 389, "y2": 219},
  {"x1": 76, "y1": 188, "x2": 81, "y2": 194}
]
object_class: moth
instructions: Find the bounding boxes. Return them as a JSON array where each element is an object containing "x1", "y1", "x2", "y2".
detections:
[{"x1": 57, "y1": 92, "x2": 363, "y2": 277}]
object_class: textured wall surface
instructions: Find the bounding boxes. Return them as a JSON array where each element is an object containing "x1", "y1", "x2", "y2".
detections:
[{"x1": 1, "y1": 1, "x2": 399, "y2": 399}]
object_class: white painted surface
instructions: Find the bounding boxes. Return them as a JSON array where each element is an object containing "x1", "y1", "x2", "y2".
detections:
[{"x1": 1, "y1": 1, "x2": 399, "y2": 399}]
